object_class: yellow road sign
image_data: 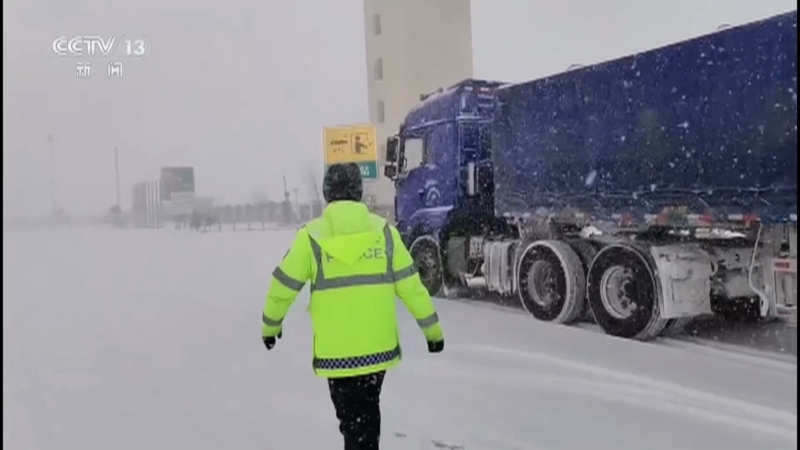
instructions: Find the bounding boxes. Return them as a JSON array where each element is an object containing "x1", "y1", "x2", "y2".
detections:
[{"x1": 323, "y1": 124, "x2": 378, "y2": 165}]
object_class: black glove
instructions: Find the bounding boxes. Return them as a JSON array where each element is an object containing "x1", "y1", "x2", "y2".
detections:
[
  {"x1": 427, "y1": 340, "x2": 444, "y2": 354},
  {"x1": 262, "y1": 331, "x2": 282, "y2": 351}
]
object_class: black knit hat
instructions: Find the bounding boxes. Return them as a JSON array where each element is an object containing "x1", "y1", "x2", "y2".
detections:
[{"x1": 323, "y1": 163, "x2": 363, "y2": 203}]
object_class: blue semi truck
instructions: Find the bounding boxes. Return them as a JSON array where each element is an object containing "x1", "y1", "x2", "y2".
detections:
[{"x1": 381, "y1": 11, "x2": 798, "y2": 340}]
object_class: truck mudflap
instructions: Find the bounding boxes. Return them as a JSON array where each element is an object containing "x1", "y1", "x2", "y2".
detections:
[
  {"x1": 649, "y1": 245, "x2": 715, "y2": 319},
  {"x1": 763, "y1": 258, "x2": 798, "y2": 327}
]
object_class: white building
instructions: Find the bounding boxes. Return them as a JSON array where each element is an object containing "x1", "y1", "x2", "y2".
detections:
[{"x1": 362, "y1": 0, "x2": 474, "y2": 213}]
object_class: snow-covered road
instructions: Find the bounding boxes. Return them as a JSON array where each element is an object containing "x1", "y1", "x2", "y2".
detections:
[{"x1": 3, "y1": 228, "x2": 797, "y2": 450}]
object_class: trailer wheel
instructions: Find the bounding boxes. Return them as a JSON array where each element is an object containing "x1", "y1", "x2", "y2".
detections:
[
  {"x1": 516, "y1": 240, "x2": 586, "y2": 324},
  {"x1": 409, "y1": 236, "x2": 444, "y2": 297},
  {"x1": 568, "y1": 240, "x2": 601, "y2": 322},
  {"x1": 587, "y1": 244, "x2": 668, "y2": 340}
]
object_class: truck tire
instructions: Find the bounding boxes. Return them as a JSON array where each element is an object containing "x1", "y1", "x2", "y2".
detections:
[
  {"x1": 586, "y1": 244, "x2": 668, "y2": 340},
  {"x1": 568, "y1": 239, "x2": 601, "y2": 322},
  {"x1": 516, "y1": 240, "x2": 586, "y2": 324},
  {"x1": 409, "y1": 235, "x2": 444, "y2": 297}
]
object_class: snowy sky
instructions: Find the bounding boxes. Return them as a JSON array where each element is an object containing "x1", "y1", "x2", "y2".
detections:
[{"x1": 3, "y1": 0, "x2": 796, "y2": 217}]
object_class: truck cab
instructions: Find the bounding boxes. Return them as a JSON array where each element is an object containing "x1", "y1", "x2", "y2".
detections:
[{"x1": 382, "y1": 79, "x2": 505, "y2": 244}]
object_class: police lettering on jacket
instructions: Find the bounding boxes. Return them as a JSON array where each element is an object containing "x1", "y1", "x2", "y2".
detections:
[{"x1": 324, "y1": 247, "x2": 384, "y2": 263}]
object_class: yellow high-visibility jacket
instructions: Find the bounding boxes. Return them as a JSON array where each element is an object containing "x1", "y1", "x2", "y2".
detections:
[{"x1": 261, "y1": 201, "x2": 443, "y2": 378}]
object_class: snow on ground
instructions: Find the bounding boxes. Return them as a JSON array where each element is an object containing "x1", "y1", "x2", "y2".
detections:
[{"x1": 3, "y1": 228, "x2": 797, "y2": 450}]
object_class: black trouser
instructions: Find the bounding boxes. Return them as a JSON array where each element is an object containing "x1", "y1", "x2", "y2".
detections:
[{"x1": 328, "y1": 370, "x2": 386, "y2": 450}]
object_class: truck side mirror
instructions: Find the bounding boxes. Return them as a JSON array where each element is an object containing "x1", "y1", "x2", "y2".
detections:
[
  {"x1": 385, "y1": 137, "x2": 398, "y2": 163},
  {"x1": 383, "y1": 136, "x2": 401, "y2": 180}
]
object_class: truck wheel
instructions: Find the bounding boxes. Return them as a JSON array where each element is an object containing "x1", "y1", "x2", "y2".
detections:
[
  {"x1": 587, "y1": 244, "x2": 668, "y2": 340},
  {"x1": 409, "y1": 236, "x2": 444, "y2": 297},
  {"x1": 568, "y1": 240, "x2": 601, "y2": 322},
  {"x1": 516, "y1": 240, "x2": 586, "y2": 324}
]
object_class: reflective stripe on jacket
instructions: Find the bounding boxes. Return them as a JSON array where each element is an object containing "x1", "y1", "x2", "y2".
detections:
[{"x1": 261, "y1": 201, "x2": 443, "y2": 378}]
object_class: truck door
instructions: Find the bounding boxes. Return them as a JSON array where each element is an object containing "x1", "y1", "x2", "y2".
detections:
[
  {"x1": 394, "y1": 125, "x2": 457, "y2": 234},
  {"x1": 393, "y1": 132, "x2": 430, "y2": 232}
]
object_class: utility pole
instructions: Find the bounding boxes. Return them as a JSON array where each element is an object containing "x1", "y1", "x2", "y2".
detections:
[
  {"x1": 281, "y1": 175, "x2": 292, "y2": 223},
  {"x1": 114, "y1": 146, "x2": 121, "y2": 207}
]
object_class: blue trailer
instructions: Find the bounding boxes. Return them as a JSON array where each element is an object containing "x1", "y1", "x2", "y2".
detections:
[{"x1": 382, "y1": 11, "x2": 798, "y2": 339}]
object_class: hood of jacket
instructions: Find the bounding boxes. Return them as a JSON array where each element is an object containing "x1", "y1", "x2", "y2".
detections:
[{"x1": 311, "y1": 201, "x2": 386, "y2": 266}]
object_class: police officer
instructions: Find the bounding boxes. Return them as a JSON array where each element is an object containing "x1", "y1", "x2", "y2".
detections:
[{"x1": 261, "y1": 162, "x2": 444, "y2": 450}]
